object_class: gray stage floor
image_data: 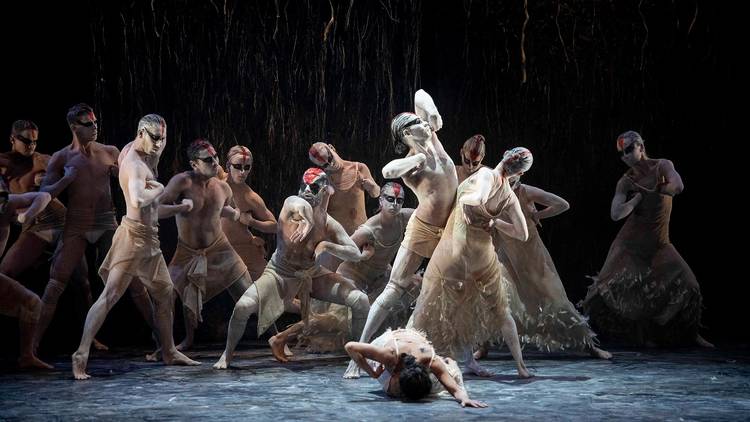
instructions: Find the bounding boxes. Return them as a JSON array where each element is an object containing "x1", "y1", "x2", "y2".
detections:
[{"x1": 1, "y1": 345, "x2": 748, "y2": 421}]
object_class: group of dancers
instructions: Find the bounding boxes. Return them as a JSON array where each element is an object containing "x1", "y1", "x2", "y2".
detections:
[{"x1": 0, "y1": 89, "x2": 710, "y2": 407}]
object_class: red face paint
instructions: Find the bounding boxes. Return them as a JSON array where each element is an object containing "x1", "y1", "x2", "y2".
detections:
[
  {"x1": 616, "y1": 137, "x2": 625, "y2": 151},
  {"x1": 392, "y1": 183, "x2": 402, "y2": 198},
  {"x1": 303, "y1": 167, "x2": 326, "y2": 185},
  {"x1": 308, "y1": 144, "x2": 330, "y2": 167}
]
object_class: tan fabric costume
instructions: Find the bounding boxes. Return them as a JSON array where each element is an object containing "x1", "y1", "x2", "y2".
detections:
[
  {"x1": 494, "y1": 184, "x2": 598, "y2": 352},
  {"x1": 400, "y1": 214, "x2": 443, "y2": 261},
  {"x1": 98, "y1": 217, "x2": 171, "y2": 294},
  {"x1": 582, "y1": 160, "x2": 702, "y2": 345},
  {"x1": 170, "y1": 232, "x2": 249, "y2": 326},
  {"x1": 411, "y1": 171, "x2": 515, "y2": 359}
]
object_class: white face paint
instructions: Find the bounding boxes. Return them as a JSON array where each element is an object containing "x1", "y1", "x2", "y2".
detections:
[
  {"x1": 379, "y1": 184, "x2": 404, "y2": 215},
  {"x1": 74, "y1": 112, "x2": 98, "y2": 143},
  {"x1": 192, "y1": 148, "x2": 219, "y2": 177},
  {"x1": 228, "y1": 157, "x2": 252, "y2": 184},
  {"x1": 461, "y1": 148, "x2": 485, "y2": 174},
  {"x1": 403, "y1": 117, "x2": 432, "y2": 145}
]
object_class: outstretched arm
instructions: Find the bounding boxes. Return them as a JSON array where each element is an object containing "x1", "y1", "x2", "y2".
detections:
[
  {"x1": 610, "y1": 176, "x2": 642, "y2": 221},
  {"x1": 431, "y1": 358, "x2": 488, "y2": 408},
  {"x1": 382, "y1": 153, "x2": 426, "y2": 179}
]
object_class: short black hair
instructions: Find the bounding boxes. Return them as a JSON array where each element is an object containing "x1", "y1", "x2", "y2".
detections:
[
  {"x1": 11, "y1": 120, "x2": 38, "y2": 136},
  {"x1": 66, "y1": 103, "x2": 94, "y2": 125},
  {"x1": 187, "y1": 138, "x2": 215, "y2": 161}
]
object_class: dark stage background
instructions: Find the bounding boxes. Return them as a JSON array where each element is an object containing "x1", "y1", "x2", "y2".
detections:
[{"x1": 1, "y1": 1, "x2": 743, "y2": 356}]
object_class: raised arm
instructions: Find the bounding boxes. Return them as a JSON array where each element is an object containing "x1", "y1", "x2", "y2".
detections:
[
  {"x1": 382, "y1": 153, "x2": 426, "y2": 179},
  {"x1": 610, "y1": 176, "x2": 642, "y2": 221},
  {"x1": 317, "y1": 217, "x2": 374, "y2": 262},
  {"x1": 358, "y1": 164, "x2": 381, "y2": 198},
  {"x1": 414, "y1": 89, "x2": 443, "y2": 132},
  {"x1": 344, "y1": 341, "x2": 393, "y2": 379},
  {"x1": 40, "y1": 151, "x2": 76, "y2": 198},
  {"x1": 238, "y1": 190, "x2": 278, "y2": 234},
  {"x1": 523, "y1": 185, "x2": 570, "y2": 222}
]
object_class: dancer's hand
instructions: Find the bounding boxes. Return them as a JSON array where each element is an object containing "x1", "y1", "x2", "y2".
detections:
[
  {"x1": 180, "y1": 198, "x2": 194, "y2": 213},
  {"x1": 372, "y1": 363, "x2": 385, "y2": 378},
  {"x1": 460, "y1": 398, "x2": 488, "y2": 408},
  {"x1": 291, "y1": 219, "x2": 312, "y2": 243},
  {"x1": 145, "y1": 179, "x2": 164, "y2": 192},
  {"x1": 361, "y1": 243, "x2": 375, "y2": 260},
  {"x1": 63, "y1": 165, "x2": 78, "y2": 180}
]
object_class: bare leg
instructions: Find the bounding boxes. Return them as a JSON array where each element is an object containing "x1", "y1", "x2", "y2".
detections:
[
  {"x1": 215, "y1": 284, "x2": 260, "y2": 369},
  {"x1": 499, "y1": 308, "x2": 531, "y2": 378},
  {"x1": 269, "y1": 322, "x2": 303, "y2": 363},
  {"x1": 72, "y1": 269, "x2": 133, "y2": 380},
  {"x1": 149, "y1": 282, "x2": 199, "y2": 367},
  {"x1": 70, "y1": 257, "x2": 109, "y2": 351},
  {"x1": 0, "y1": 273, "x2": 53, "y2": 369},
  {"x1": 177, "y1": 305, "x2": 196, "y2": 351},
  {"x1": 36, "y1": 236, "x2": 88, "y2": 351}
]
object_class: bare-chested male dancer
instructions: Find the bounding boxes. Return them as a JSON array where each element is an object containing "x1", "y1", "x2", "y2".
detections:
[
  {"x1": 214, "y1": 168, "x2": 373, "y2": 368},
  {"x1": 221, "y1": 145, "x2": 277, "y2": 280},
  {"x1": 350, "y1": 89, "x2": 458, "y2": 374},
  {"x1": 159, "y1": 139, "x2": 256, "y2": 351},
  {"x1": 34, "y1": 104, "x2": 153, "y2": 350},
  {"x1": 0, "y1": 179, "x2": 52, "y2": 369},
  {"x1": 0, "y1": 120, "x2": 107, "y2": 351},
  {"x1": 71, "y1": 114, "x2": 198, "y2": 379}
]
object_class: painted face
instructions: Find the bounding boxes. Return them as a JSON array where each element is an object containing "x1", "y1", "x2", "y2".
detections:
[
  {"x1": 192, "y1": 146, "x2": 219, "y2": 177},
  {"x1": 11, "y1": 129, "x2": 38, "y2": 157},
  {"x1": 501, "y1": 147, "x2": 533, "y2": 177},
  {"x1": 618, "y1": 137, "x2": 644, "y2": 167},
  {"x1": 402, "y1": 116, "x2": 432, "y2": 144},
  {"x1": 228, "y1": 155, "x2": 252, "y2": 184},
  {"x1": 298, "y1": 168, "x2": 329, "y2": 207},
  {"x1": 461, "y1": 149, "x2": 484, "y2": 173},
  {"x1": 379, "y1": 183, "x2": 405, "y2": 215},
  {"x1": 309, "y1": 142, "x2": 337, "y2": 171},
  {"x1": 73, "y1": 112, "x2": 98, "y2": 142},
  {"x1": 141, "y1": 124, "x2": 167, "y2": 156}
]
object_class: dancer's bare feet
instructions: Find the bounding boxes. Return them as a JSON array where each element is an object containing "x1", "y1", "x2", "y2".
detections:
[
  {"x1": 176, "y1": 339, "x2": 192, "y2": 352},
  {"x1": 467, "y1": 356, "x2": 494, "y2": 377},
  {"x1": 93, "y1": 338, "x2": 109, "y2": 351},
  {"x1": 695, "y1": 334, "x2": 715, "y2": 348},
  {"x1": 72, "y1": 351, "x2": 91, "y2": 380},
  {"x1": 213, "y1": 353, "x2": 230, "y2": 369},
  {"x1": 343, "y1": 359, "x2": 361, "y2": 379},
  {"x1": 163, "y1": 349, "x2": 200, "y2": 366},
  {"x1": 590, "y1": 346, "x2": 613, "y2": 360},
  {"x1": 517, "y1": 361, "x2": 533, "y2": 379},
  {"x1": 284, "y1": 344, "x2": 294, "y2": 357},
  {"x1": 268, "y1": 335, "x2": 289, "y2": 363},
  {"x1": 473, "y1": 345, "x2": 489, "y2": 360},
  {"x1": 18, "y1": 355, "x2": 53, "y2": 370},
  {"x1": 145, "y1": 349, "x2": 160, "y2": 362}
]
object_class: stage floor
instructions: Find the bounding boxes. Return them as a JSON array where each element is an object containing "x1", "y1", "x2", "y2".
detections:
[{"x1": 1, "y1": 345, "x2": 748, "y2": 420}]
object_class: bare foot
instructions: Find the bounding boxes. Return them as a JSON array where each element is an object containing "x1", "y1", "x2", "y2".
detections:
[
  {"x1": 467, "y1": 357, "x2": 494, "y2": 377},
  {"x1": 18, "y1": 355, "x2": 53, "y2": 370},
  {"x1": 695, "y1": 334, "x2": 715, "y2": 348},
  {"x1": 213, "y1": 353, "x2": 230, "y2": 370},
  {"x1": 284, "y1": 344, "x2": 294, "y2": 357},
  {"x1": 473, "y1": 345, "x2": 488, "y2": 360},
  {"x1": 72, "y1": 351, "x2": 91, "y2": 380},
  {"x1": 590, "y1": 346, "x2": 613, "y2": 360},
  {"x1": 92, "y1": 338, "x2": 109, "y2": 351},
  {"x1": 343, "y1": 359, "x2": 361, "y2": 379},
  {"x1": 268, "y1": 336, "x2": 289, "y2": 363},
  {"x1": 145, "y1": 349, "x2": 160, "y2": 362},
  {"x1": 176, "y1": 339, "x2": 192, "y2": 352},
  {"x1": 163, "y1": 349, "x2": 200, "y2": 366},
  {"x1": 517, "y1": 362, "x2": 533, "y2": 379}
]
